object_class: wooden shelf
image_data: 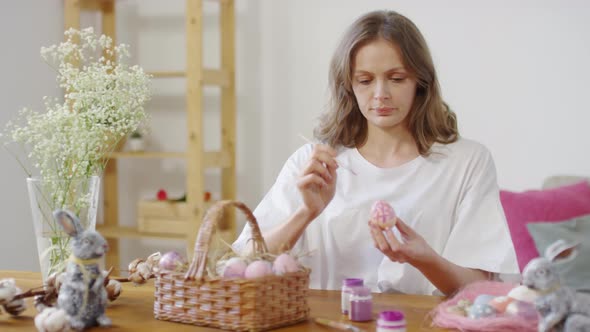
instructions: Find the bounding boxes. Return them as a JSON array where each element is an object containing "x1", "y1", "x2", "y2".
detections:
[
  {"x1": 96, "y1": 225, "x2": 186, "y2": 240},
  {"x1": 110, "y1": 151, "x2": 185, "y2": 159},
  {"x1": 97, "y1": 225, "x2": 235, "y2": 244},
  {"x1": 80, "y1": 0, "x2": 226, "y2": 10},
  {"x1": 79, "y1": 0, "x2": 113, "y2": 11},
  {"x1": 67, "y1": 0, "x2": 237, "y2": 270},
  {"x1": 147, "y1": 69, "x2": 231, "y2": 87},
  {"x1": 108, "y1": 151, "x2": 232, "y2": 168}
]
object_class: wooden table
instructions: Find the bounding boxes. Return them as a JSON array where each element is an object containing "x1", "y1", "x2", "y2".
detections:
[{"x1": 0, "y1": 271, "x2": 449, "y2": 331}]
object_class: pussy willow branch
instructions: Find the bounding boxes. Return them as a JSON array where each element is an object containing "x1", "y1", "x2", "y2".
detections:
[
  {"x1": 10, "y1": 266, "x2": 154, "y2": 301},
  {"x1": 12, "y1": 287, "x2": 47, "y2": 301}
]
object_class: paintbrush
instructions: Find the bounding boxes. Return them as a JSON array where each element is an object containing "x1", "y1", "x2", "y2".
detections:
[
  {"x1": 314, "y1": 317, "x2": 366, "y2": 332},
  {"x1": 298, "y1": 134, "x2": 357, "y2": 175}
]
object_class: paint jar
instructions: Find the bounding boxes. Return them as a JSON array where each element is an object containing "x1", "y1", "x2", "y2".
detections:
[
  {"x1": 349, "y1": 286, "x2": 372, "y2": 322},
  {"x1": 341, "y1": 278, "x2": 363, "y2": 315},
  {"x1": 377, "y1": 310, "x2": 406, "y2": 332}
]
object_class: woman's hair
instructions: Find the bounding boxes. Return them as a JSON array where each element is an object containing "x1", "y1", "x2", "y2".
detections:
[{"x1": 314, "y1": 10, "x2": 458, "y2": 155}]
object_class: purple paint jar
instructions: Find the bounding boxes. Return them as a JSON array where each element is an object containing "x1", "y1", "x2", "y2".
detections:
[
  {"x1": 377, "y1": 311, "x2": 406, "y2": 332},
  {"x1": 341, "y1": 278, "x2": 363, "y2": 315},
  {"x1": 349, "y1": 286, "x2": 372, "y2": 322}
]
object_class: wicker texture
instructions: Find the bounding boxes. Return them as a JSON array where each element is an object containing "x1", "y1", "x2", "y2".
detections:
[{"x1": 154, "y1": 200, "x2": 310, "y2": 331}]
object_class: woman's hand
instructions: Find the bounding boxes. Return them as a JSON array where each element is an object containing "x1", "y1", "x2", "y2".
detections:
[
  {"x1": 369, "y1": 217, "x2": 438, "y2": 267},
  {"x1": 296, "y1": 144, "x2": 338, "y2": 220},
  {"x1": 370, "y1": 217, "x2": 493, "y2": 295}
]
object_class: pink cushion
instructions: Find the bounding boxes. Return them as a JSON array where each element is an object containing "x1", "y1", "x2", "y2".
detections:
[{"x1": 500, "y1": 181, "x2": 590, "y2": 271}]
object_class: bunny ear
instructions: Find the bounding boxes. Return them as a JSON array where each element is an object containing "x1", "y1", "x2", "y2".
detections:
[
  {"x1": 53, "y1": 210, "x2": 83, "y2": 237},
  {"x1": 544, "y1": 239, "x2": 580, "y2": 262}
]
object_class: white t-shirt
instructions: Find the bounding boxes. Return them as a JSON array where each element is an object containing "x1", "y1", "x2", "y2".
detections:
[{"x1": 233, "y1": 138, "x2": 519, "y2": 295}]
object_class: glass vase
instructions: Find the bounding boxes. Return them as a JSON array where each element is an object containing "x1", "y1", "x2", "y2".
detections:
[{"x1": 26, "y1": 176, "x2": 100, "y2": 282}]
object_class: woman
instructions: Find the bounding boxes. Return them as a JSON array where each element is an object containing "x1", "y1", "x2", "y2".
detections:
[{"x1": 234, "y1": 10, "x2": 518, "y2": 295}]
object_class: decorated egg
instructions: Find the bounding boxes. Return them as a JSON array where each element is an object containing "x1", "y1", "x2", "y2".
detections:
[
  {"x1": 244, "y1": 260, "x2": 273, "y2": 279},
  {"x1": 467, "y1": 303, "x2": 497, "y2": 319},
  {"x1": 158, "y1": 251, "x2": 186, "y2": 271},
  {"x1": 505, "y1": 300, "x2": 538, "y2": 320},
  {"x1": 488, "y1": 295, "x2": 513, "y2": 313},
  {"x1": 473, "y1": 294, "x2": 495, "y2": 305},
  {"x1": 508, "y1": 285, "x2": 539, "y2": 303},
  {"x1": 370, "y1": 200, "x2": 396, "y2": 228},
  {"x1": 273, "y1": 253, "x2": 300, "y2": 275},
  {"x1": 223, "y1": 257, "x2": 248, "y2": 278}
]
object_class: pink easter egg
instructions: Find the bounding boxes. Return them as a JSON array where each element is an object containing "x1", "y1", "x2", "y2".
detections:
[
  {"x1": 508, "y1": 285, "x2": 539, "y2": 303},
  {"x1": 158, "y1": 251, "x2": 186, "y2": 271},
  {"x1": 370, "y1": 200, "x2": 396, "y2": 228},
  {"x1": 505, "y1": 300, "x2": 539, "y2": 320},
  {"x1": 488, "y1": 296, "x2": 513, "y2": 313},
  {"x1": 223, "y1": 257, "x2": 248, "y2": 278},
  {"x1": 273, "y1": 253, "x2": 300, "y2": 275},
  {"x1": 244, "y1": 260, "x2": 273, "y2": 279}
]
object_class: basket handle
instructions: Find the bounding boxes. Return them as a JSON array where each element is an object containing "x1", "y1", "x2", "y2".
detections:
[{"x1": 184, "y1": 200, "x2": 268, "y2": 280}]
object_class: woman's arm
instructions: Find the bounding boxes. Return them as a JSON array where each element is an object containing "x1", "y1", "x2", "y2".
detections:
[
  {"x1": 413, "y1": 253, "x2": 492, "y2": 295},
  {"x1": 370, "y1": 218, "x2": 491, "y2": 295},
  {"x1": 243, "y1": 143, "x2": 339, "y2": 255},
  {"x1": 254, "y1": 207, "x2": 314, "y2": 254}
]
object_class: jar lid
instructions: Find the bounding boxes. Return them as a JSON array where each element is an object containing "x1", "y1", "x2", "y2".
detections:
[
  {"x1": 350, "y1": 286, "x2": 371, "y2": 296},
  {"x1": 343, "y1": 278, "x2": 363, "y2": 287},
  {"x1": 379, "y1": 310, "x2": 405, "y2": 322}
]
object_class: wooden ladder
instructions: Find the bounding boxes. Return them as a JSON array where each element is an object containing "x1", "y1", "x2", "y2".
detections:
[{"x1": 63, "y1": 0, "x2": 236, "y2": 272}]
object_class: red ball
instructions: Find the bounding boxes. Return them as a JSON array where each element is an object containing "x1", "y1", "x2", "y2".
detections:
[{"x1": 156, "y1": 189, "x2": 167, "y2": 201}]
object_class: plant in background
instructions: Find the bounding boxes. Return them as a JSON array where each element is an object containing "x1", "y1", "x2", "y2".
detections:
[
  {"x1": 130, "y1": 130, "x2": 143, "y2": 139},
  {"x1": 127, "y1": 127, "x2": 147, "y2": 152},
  {"x1": 2, "y1": 27, "x2": 151, "y2": 278}
]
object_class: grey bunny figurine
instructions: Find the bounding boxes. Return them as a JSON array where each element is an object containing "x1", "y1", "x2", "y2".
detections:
[
  {"x1": 54, "y1": 210, "x2": 111, "y2": 330},
  {"x1": 522, "y1": 239, "x2": 590, "y2": 332}
]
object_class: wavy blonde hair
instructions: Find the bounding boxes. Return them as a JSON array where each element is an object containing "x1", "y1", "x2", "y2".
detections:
[{"x1": 314, "y1": 10, "x2": 458, "y2": 155}]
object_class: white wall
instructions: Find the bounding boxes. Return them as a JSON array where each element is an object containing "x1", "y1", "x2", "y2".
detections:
[
  {"x1": 1, "y1": 0, "x2": 589, "y2": 272},
  {"x1": 257, "y1": 0, "x2": 590, "y2": 191},
  {"x1": 0, "y1": 1, "x2": 63, "y2": 271}
]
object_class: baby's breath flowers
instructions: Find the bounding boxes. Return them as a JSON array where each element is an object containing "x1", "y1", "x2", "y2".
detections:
[
  {"x1": 5, "y1": 27, "x2": 150, "y2": 182},
  {"x1": 3, "y1": 27, "x2": 151, "y2": 277}
]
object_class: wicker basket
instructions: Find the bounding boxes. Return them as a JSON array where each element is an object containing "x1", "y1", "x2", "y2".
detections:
[{"x1": 154, "y1": 200, "x2": 311, "y2": 331}]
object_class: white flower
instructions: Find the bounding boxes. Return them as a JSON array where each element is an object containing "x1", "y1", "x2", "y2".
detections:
[
  {"x1": 2, "y1": 28, "x2": 151, "y2": 276},
  {"x1": 3, "y1": 28, "x2": 150, "y2": 183},
  {"x1": 34, "y1": 307, "x2": 70, "y2": 332},
  {"x1": 0, "y1": 278, "x2": 18, "y2": 304}
]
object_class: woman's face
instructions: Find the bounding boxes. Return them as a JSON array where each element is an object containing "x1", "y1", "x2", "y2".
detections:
[{"x1": 351, "y1": 38, "x2": 417, "y2": 133}]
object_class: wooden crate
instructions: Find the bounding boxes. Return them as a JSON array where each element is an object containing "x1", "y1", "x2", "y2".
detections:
[
  {"x1": 137, "y1": 200, "x2": 191, "y2": 236},
  {"x1": 137, "y1": 199, "x2": 226, "y2": 238}
]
